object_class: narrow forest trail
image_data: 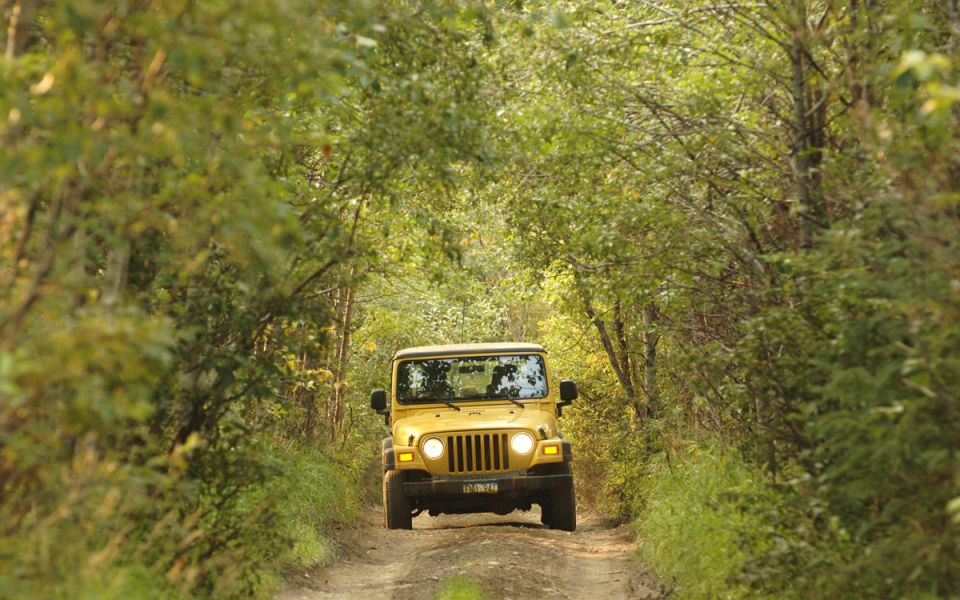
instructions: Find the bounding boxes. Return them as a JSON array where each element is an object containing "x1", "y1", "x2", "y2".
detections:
[{"x1": 276, "y1": 508, "x2": 662, "y2": 600}]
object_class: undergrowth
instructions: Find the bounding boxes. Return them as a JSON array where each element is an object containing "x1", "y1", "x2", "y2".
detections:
[
  {"x1": 245, "y1": 443, "x2": 363, "y2": 594},
  {"x1": 632, "y1": 442, "x2": 770, "y2": 600},
  {"x1": 0, "y1": 442, "x2": 361, "y2": 600}
]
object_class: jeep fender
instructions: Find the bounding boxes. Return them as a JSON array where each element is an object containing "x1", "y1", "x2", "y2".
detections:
[{"x1": 382, "y1": 437, "x2": 395, "y2": 471}]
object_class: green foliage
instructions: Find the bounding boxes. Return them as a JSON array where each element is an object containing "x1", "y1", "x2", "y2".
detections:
[
  {"x1": 634, "y1": 443, "x2": 770, "y2": 600},
  {"x1": 2, "y1": 0, "x2": 959, "y2": 597},
  {"x1": 0, "y1": 0, "x2": 497, "y2": 597},
  {"x1": 240, "y1": 444, "x2": 361, "y2": 591},
  {"x1": 485, "y1": 0, "x2": 960, "y2": 597},
  {"x1": 0, "y1": 438, "x2": 357, "y2": 599}
]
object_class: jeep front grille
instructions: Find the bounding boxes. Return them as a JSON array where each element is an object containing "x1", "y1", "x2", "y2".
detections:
[{"x1": 446, "y1": 433, "x2": 510, "y2": 473}]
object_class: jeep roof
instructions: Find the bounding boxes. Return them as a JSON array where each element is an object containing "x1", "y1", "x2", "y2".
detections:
[{"x1": 393, "y1": 342, "x2": 545, "y2": 359}]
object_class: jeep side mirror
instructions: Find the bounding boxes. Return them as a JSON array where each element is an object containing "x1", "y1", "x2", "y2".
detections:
[
  {"x1": 370, "y1": 389, "x2": 387, "y2": 412},
  {"x1": 557, "y1": 380, "x2": 577, "y2": 416},
  {"x1": 559, "y1": 380, "x2": 578, "y2": 404}
]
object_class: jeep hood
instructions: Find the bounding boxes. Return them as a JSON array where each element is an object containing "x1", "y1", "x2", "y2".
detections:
[{"x1": 393, "y1": 406, "x2": 557, "y2": 445}]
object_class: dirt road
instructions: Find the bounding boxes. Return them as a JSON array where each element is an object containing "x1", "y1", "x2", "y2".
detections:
[{"x1": 276, "y1": 508, "x2": 662, "y2": 600}]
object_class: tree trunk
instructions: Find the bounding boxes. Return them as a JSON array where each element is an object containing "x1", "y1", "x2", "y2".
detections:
[
  {"x1": 789, "y1": 0, "x2": 824, "y2": 247},
  {"x1": 328, "y1": 268, "x2": 356, "y2": 439},
  {"x1": 613, "y1": 299, "x2": 643, "y2": 421},
  {"x1": 4, "y1": 0, "x2": 39, "y2": 61},
  {"x1": 103, "y1": 241, "x2": 130, "y2": 306},
  {"x1": 642, "y1": 302, "x2": 660, "y2": 418},
  {"x1": 577, "y1": 283, "x2": 640, "y2": 420},
  {"x1": 302, "y1": 352, "x2": 318, "y2": 443}
]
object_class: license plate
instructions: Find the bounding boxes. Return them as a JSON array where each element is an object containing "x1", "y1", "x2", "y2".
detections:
[{"x1": 463, "y1": 482, "x2": 498, "y2": 494}]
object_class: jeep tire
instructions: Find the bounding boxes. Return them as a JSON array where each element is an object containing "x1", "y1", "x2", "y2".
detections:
[
  {"x1": 540, "y1": 505, "x2": 553, "y2": 527},
  {"x1": 545, "y1": 463, "x2": 576, "y2": 531},
  {"x1": 383, "y1": 470, "x2": 412, "y2": 529}
]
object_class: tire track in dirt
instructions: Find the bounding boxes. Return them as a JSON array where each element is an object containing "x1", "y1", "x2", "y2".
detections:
[{"x1": 276, "y1": 508, "x2": 662, "y2": 600}]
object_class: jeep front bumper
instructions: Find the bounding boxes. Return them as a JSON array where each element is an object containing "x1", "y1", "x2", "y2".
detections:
[{"x1": 403, "y1": 473, "x2": 572, "y2": 498}]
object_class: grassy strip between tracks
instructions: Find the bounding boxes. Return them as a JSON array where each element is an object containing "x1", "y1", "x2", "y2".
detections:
[{"x1": 435, "y1": 575, "x2": 487, "y2": 600}]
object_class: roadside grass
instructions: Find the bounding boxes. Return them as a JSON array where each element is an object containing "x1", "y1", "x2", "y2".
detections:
[
  {"x1": 435, "y1": 575, "x2": 486, "y2": 600},
  {"x1": 0, "y1": 443, "x2": 363, "y2": 600},
  {"x1": 70, "y1": 565, "x2": 181, "y2": 600},
  {"x1": 244, "y1": 443, "x2": 363, "y2": 596},
  {"x1": 633, "y1": 442, "x2": 770, "y2": 600}
]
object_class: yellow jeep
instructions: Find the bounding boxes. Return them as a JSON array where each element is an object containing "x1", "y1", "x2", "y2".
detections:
[{"x1": 369, "y1": 342, "x2": 578, "y2": 531}]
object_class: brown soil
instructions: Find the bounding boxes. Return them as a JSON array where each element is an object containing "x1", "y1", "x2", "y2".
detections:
[{"x1": 275, "y1": 507, "x2": 663, "y2": 600}]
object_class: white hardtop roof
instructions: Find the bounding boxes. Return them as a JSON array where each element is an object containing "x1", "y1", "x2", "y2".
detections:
[{"x1": 393, "y1": 342, "x2": 545, "y2": 360}]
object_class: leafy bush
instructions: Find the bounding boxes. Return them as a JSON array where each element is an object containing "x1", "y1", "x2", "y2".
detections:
[
  {"x1": 227, "y1": 443, "x2": 362, "y2": 597},
  {"x1": 633, "y1": 443, "x2": 770, "y2": 600},
  {"x1": 0, "y1": 437, "x2": 358, "y2": 599}
]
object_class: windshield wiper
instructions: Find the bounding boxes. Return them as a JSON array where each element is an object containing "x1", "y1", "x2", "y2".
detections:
[
  {"x1": 482, "y1": 396, "x2": 526, "y2": 408},
  {"x1": 459, "y1": 393, "x2": 525, "y2": 409},
  {"x1": 437, "y1": 399, "x2": 461, "y2": 411}
]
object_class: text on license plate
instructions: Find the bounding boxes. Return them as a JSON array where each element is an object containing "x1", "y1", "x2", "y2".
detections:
[{"x1": 463, "y1": 482, "x2": 498, "y2": 494}]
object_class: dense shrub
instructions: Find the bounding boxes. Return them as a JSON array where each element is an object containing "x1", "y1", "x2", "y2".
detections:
[
  {"x1": 633, "y1": 443, "x2": 770, "y2": 600},
  {"x1": 0, "y1": 438, "x2": 358, "y2": 599}
]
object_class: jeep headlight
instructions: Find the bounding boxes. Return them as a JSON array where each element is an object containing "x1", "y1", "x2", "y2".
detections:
[
  {"x1": 422, "y1": 437, "x2": 444, "y2": 459},
  {"x1": 510, "y1": 432, "x2": 535, "y2": 455}
]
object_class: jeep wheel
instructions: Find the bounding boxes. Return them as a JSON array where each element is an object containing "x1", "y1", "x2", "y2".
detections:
[
  {"x1": 383, "y1": 470, "x2": 412, "y2": 529},
  {"x1": 546, "y1": 463, "x2": 576, "y2": 531},
  {"x1": 539, "y1": 499, "x2": 553, "y2": 527}
]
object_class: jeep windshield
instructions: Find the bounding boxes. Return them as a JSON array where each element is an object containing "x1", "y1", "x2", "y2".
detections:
[{"x1": 395, "y1": 354, "x2": 548, "y2": 404}]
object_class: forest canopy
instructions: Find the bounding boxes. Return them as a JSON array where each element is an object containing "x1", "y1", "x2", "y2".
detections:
[{"x1": 1, "y1": 0, "x2": 958, "y2": 598}]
